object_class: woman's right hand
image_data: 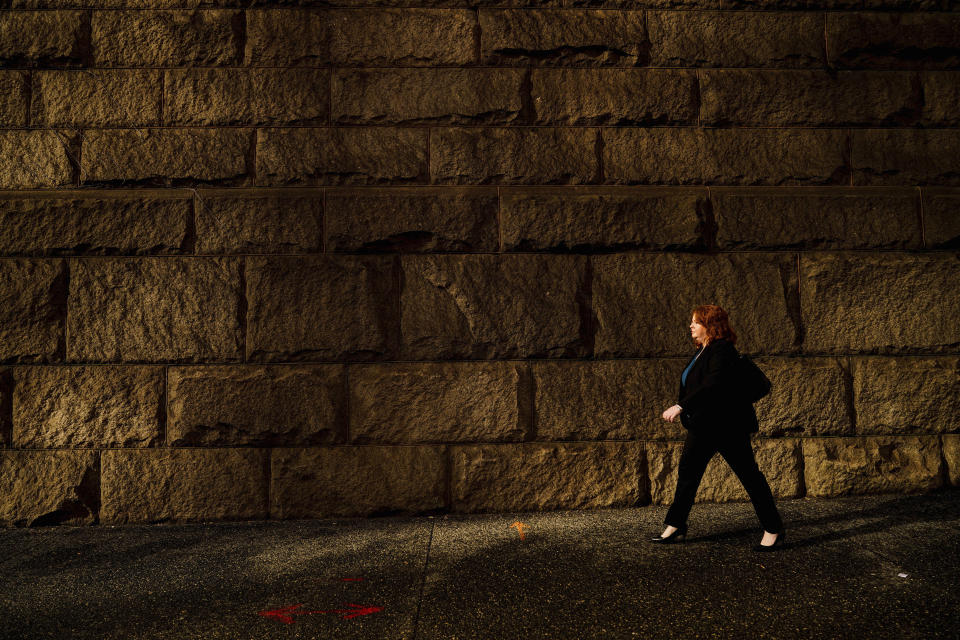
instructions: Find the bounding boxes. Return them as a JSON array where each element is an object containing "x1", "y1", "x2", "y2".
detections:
[{"x1": 662, "y1": 404, "x2": 683, "y2": 423}]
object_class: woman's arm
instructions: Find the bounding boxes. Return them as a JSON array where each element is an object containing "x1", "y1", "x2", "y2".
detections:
[{"x1": 678, "y1": 341, "x2": 738, "y2": 414}]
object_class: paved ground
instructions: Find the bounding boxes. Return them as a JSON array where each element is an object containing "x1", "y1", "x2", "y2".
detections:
[{"x1": 1, "y1": 490, "x2": 958, "y2": 640}]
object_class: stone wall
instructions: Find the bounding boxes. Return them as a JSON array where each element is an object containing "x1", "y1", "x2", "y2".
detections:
[{"x1": 0, "y1": 1, "x2": 959, "y2": 526}]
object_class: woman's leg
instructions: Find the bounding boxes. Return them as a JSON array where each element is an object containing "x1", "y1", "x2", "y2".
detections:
[
  {"x1": 664, "y1": 431, "x2": 718, "y2": 528},
  {"x1": 718, "y1": 433, "x2": 784, "y2": 534}
]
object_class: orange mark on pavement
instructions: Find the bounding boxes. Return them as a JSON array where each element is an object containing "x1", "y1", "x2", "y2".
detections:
[{"x1": 511, "y1": 521, "x2": 528, "y2": 541}]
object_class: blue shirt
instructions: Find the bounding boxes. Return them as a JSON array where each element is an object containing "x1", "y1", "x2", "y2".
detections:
[{"x1": 681, "y1": 347, "x2": 704, "y2": 388}]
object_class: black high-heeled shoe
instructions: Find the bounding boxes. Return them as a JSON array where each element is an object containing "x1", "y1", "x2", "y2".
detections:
[
  {"x1": 651, "y1": 523, "x2": 687, "y2": 544},
  {"x1": 752, "y1": 529, "x2": 786, "y2": 552}
]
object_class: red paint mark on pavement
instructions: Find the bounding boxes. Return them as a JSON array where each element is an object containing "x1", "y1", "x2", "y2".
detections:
[
  {"x1": 315, "y1": 603, "x2": 383, "y2": 619},
  {"x1": 339, "y1": 577, "x2": 364, "y2": 581},
  {"x1": 259, "y1": 602, "x2": 382, "y2": 624}
]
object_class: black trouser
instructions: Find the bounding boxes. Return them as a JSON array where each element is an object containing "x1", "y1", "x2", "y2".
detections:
[{"x1": 664, "y1": 429, "x2": 783, "y2": 534}]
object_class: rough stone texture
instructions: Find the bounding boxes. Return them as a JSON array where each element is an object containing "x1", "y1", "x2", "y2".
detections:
[
  {"x1": 68, "y1": 258, "x2": 243, "y2": 363},
  {"x1": 0, "y1": 192, "x2": 191, "y2": 256},
  {"x1": 853, "y1": 357, "x2": 960, "y2": 435},
  {"x1": 827, "y1": 13, "x2": 960, "y2": 69},
  {"x1": 326, "y1": 187, "x2": 499, "y2": 252},
  {"x1": 165, "y1": 69, "x2": 328, "y2": 126},
  {"x1": 713, "y1": 188, "x2": 922, "y2": 250},
  {"x1": 13, "y1": 366, "x2": 163, "y2": 448},
  {"x1": 452, "y1": 442, "x2": 648, "y2": 512},
  {"x1": 92, "y1": 10, "x2": 241, "y2": 67},
  {"x1": 431, "y1": 128, "x2": 597, "y2": 185},
  {"x1": 801, "y1": 253, "x2": 960, "y2": 354},
  {"x1": 246, "y1": 255, "x2": 398, "y2": 362},
  {"x1": 333, "y1": 69, "x2": 523, "y2": 125},
  {"x1": 0, "y1": 71, "x2": 27, "y2": 126},
  {"x1": 33, "y1": 70, "x2": 161, "y2": 127},
  {"x1": 648, "y1": 10, "x2": 823, "y2": 68},
  {"x1": 592, "y1": 253, "x2": 798, "y2": 357},
  {"x1": 168, "y1": 365, "x2": 345, "y2": 446},
  {"x1": 803, "y1": 436, "x2": 944, "y2": 497},
  {"x1": 257, "y1": 127, "x2": 428, "y2": 186},
  {"x1": 271, "y1": 446, "x2": 446, "y2": 518},
  {"x1": 700, "y1": 71, "x2": 919, "y2": 127},
  {"x1": 753, "y1": 357, "x2": 852, "y2": 438},
  {"x1": 350, "y1": 362, "x2": 522, "y2": 444},
  {"x1": 101, "y1": 448, "x2": 268, "y2": 524},
  {"x1": 534, "y1": 360, "x2": 685, "y2": 441},
  {"x1": 247, "y1": 9, "x2": 477, "y2": 66},
  {"x1": 921, "y1": 72, "x2": 960, "y2": 126},
  {"x1": 0, "y1": 260, "x2": 65, "y2": 364},
  {"x1": 500, "y1": 186, "x2": 704, "y2": 251},
  {"x1": 922, "y1": 189, "x2": 960, "y2": 248},
  {"x1": 852, "y1": 130, "x2": 960, "y2": 186},
  {"x1": 531, "y1": 69, "x2": 697, "y2": 125},
  {"x1": 604, "y1": 129, "x2": 848, "y2": 186},
  {"x1": 944, "y1": 434, "x2": 960, "y2": 487},
  {"x1": 82, "y1": 128, "x2": 249, "y2": 185},
  {"x1": 0, "y1": 131, "x2": 73, "y2": 189},
  {"x1": 647, "y1": 438, "x2": 804, "y2": 504},
  {"x1": 194, "y1": 190, "x2": 324, "y2": 254},
  {"x1": 400, "y1": 254, "x2": 588, "y2": 359},
  {"x1": 0, "y1": 450, "x2": 99, "y2": 527},
  {"x1": 479, "y1": 9, "x2": 648, "y2": 66},
  {"x1": 0, "y1": 10, "x2": 85, "y2": 67}
]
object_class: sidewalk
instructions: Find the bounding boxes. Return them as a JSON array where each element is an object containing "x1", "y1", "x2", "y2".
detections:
[{"x1": 1, "y1": 491, "x2": 958, "y2": 640}]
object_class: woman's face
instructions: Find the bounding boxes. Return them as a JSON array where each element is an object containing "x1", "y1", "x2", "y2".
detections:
[{"x1": 690, "y1": 316, "x2": 709, "y2": 345}]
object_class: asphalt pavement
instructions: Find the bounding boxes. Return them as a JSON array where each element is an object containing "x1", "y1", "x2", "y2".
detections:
[{"x1": 1, "y1": 490, "x2": 958, "y2": 640}]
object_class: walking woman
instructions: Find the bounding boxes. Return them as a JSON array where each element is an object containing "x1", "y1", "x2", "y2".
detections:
[{"x1": 653, "y1": 304, "x2": 785, "y2": 551}]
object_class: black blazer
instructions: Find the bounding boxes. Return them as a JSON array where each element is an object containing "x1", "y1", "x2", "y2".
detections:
[{"x1": 677, "y1": 337, "x2": 759, "y2": 435}]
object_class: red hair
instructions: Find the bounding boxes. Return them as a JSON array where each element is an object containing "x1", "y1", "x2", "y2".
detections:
[{"x1": 692, "y1": 304, "x2": 737, "y2": 346}]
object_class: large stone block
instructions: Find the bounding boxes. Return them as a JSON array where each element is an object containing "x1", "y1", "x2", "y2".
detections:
[
  {"x1": 92, "y1": 10, "x2": 241, "y2": 66},
  {"x1": 944, "y1": 434, "x2": 960, "y2": 486},
  {"x1": 0, "y1": 71, "x2": 27, "y2": 126},
  {"x1": 0, "y1": 191, "x2": 191, "y2": 256},
  {"x1": 500, "y1": 186, "x2": 704, "y2": 251},
  {"x1": 350, "y1": 362, "x2": 522, "y2": 444},
  {"x1": 246, "y1": 9, "x2": 476, "y2": 66},
  {"x1": 920, "y1": 72, "x2": 960, "y2": 126},
  {"x1": 604, "y1": 129, "x2": 848, "y2": 185},
  {"x1": 853, "y1": 130, "x2": 960, "y2": 186},
  {"x1": 753, "y1": 357, "x2": 852, "y2": 437},
  {"x1": 922, "y1": 189, "x2": 960, "y2": 248},
  {"x1": 827, "y1": 13, "x2": 960, "y2": 69},
  {"x1": 479, "y1": 9, "x2": 647, "y2": 66},
  {"x1": 333, "y1": 69, "x2": 523, "y2": 125},
  {"x1": 14, "y1": 366, "x2": 163, "y2": 448},
  {"x1": 101, "y1": 448, "x2": 268, "y2": 524},
  {"x1": 271, "y1": 446, "x2": 446, "y2": 518},
  {"x1": 33, "y1": 70, "x2": 161, "y2": 127},
  {"x1": 801, "y1": 253, "x2": 960, "y2": 353},
  {"x1": 246, "y1": 255, "x2": 398, "y2": 362},
  {"x1": 326, "y1": 187, "x2": 499, "y2": 252},
  {"x1": 592, "y1": 253, "x2": 798, "y2": 357},
  {"x1": 0, "y1": 259, "x2": 66, "y2": 363},
  {"x1": 853, "y1": 357, "x2": 960, "y2": 435},
  {"x1": 534, "y1": 360, "x2": 685, "y2": 441},
  {"x1": 193, "y1": 190, "x2": 324, "y2": 254},
  {"x1": 701, "y1": 70, "x2": 919, "y2": 127},
  {"x1": 452, "y1": 442, "x2": 648, "y2": 512},
  {"x1": 713, "y1": 187, "x2": 922, "y2": 250},
  {"x1": 257, "y1": 127, "x2": 427, "y2": 186},
  {"x1": 431, "y1": 128, "x2": 597, "y2": 185},
  {"x1": 531, "y1": 69, "x2": 697, "y2": 125},
  {"x1": 400, "y1": 254, "x2": 588, "y2": 359},
  {"x1": 168, "y1": 365, "x2": 345, "y2": 446},
  {"x1": 0, "y1": 10, "x2": 85, "y2": 66},
  {"x1": 82, "y1": 128, "x2": 249, "y2": 185},
  {"x1": 647, "y1": 438, "x2": 804, "y2": 504},
  {"x1": 165, "y1": 68, "x2": 328, "y2": 126},
  {"x1": 68, "y1": 258, "x2": 243, "y2": 363},
  {"x1": 0, "y1": 131, "x2": 73, "y2": 189},
  {"x1": 648, "y1": 10, "x2": 823, "y2": 68},
  {"x1": 803, "y1": 436, "x2": 944, "y2": 497},
  {"x1": 0, "y1": 450, "x2": 99, "y2": 527}
]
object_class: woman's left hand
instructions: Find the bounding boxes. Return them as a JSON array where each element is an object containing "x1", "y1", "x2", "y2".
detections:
[{"x1": 662, "y1": 404, "x2": 683, "y2": 422}]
